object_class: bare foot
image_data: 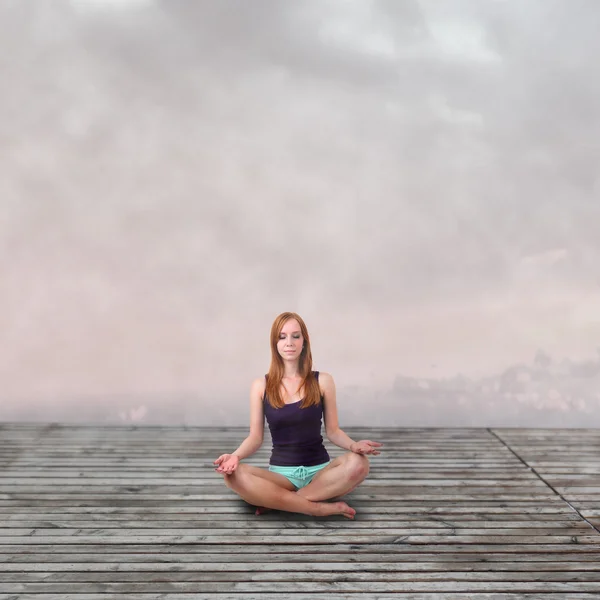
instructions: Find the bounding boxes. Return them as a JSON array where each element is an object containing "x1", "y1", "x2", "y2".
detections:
[
  {"x1": 317, "y1": 501, "x2": 356, "y2": 520},
  {"x1": 254, "y1": 506, "x2": 272, "y2": 515}
]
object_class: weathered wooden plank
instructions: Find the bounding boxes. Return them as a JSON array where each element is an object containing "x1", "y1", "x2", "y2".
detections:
[
  {"x1": 551, "y1": 495, "x2": 600, "y2": 502},
  {"x1": 2, "y1": 560, "x2": 600, "y2": 572},
  {"x1": 0, "y1": 447, "x2": 518, "y2": 451},
  {"x1": 2, "y1": 493, "x2": 557, "y2": 502},
  {"x1": 0, "y1": 510, "x2": 583, "y2": 527},
  {"x1": 1, "y1": 534, "x2": 598, "y2": 544},
  {"x1": 0, "y1": 471, "x2": 541, "y2": 481},
  {"x1": 0, "y1": 497, "x2": 563, "y2": 507},
  {"x1": 1, "y1": 543, "x2": 598, "y2": 555},
  {"x1": 0, "y1": 483, "x2": 559, "y2": 492},
  {"x1": 0, "y1": 498, "x2": 563, "y2": 507},
  {"x1": 3, "y1": 570, "x2": 600, "y2": 582},
  {"x1": 0, "y1": 440, "x2": 507, "y2": 446},
  {"x1": 3, "y1": 551, "x2": 600, "y2": 565},
  {"x1": 0, "y1": 526, "x2": 594, "y2": 537},
  {"x1": 2, "y1": 519, "x2": 589, "y2": 529},
  {"x1": 2, "y1": 581, "x2": 600, "y2": 593},
  {"x1": 0, "y1": 465, "x2": 548, "y2": 472},
  {"x1": 0, "y1": 594, "x2": 598, "y2": 600},
  {"x1": 1, "y1": 436, "x2": 509, "y2": 442},
  {"x1": 545, "y1": 476, "x2": 600, "y2": 483},
  {"x1": 0, "y1": 477, "x2": 548, "y2": 486},
  {"x1": 0, "y1": 504, "x2": 580, "y2": 514},
  {"x1": 0, "y1": 495, "x2": 568, "y2": 514},
  {"x1": 2, "y1": 552, "x2": 600, "y2": 563},
  {"x1": 0, "y1": 507, "x2": 583, "y2": 517}
]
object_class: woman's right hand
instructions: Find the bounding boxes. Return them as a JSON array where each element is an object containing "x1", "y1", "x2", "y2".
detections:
[{"x1": 214, "y1": 453, "x2": 240, "y2": 474}]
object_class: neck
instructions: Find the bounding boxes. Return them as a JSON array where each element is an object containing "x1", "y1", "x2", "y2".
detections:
[{"x1": 283, "y1": 363, "x2": 301, "y2": 378}]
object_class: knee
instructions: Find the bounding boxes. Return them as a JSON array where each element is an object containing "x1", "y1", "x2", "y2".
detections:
[
  {"x1": 222, "y1": 464, "x2": 248, "y2": 490},
  {"x1": 346, "y1": 453, "x2": 370, "y2": 480}
]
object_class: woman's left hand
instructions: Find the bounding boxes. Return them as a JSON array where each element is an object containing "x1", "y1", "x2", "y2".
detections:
[{"x1": 350, "y1": 440, "x2": 383, "y2": 455}]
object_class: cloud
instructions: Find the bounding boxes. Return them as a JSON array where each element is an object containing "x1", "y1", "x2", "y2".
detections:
[
  {"x1": 70, "y1": 0, "x2": 155, "y2": 12},
  {"x1": 1, "y1": 0, "x2": 599, "y2": 408},
  {"x1": 520, "y1": 248, "x2": 568, "y2": 267}
]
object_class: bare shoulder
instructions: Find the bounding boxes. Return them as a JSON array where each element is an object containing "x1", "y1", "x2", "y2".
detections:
[
  {"x1": 251, "y1": 376, "x2": 267, "y2": 398},
  {"x1": 317, "y1": 371, "x2": 334, "y2": 394}
]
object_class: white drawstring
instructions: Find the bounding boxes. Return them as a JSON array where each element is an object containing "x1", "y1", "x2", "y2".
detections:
[{"x1": 292, "y1": 465, "x2": 309, "y2": 479}]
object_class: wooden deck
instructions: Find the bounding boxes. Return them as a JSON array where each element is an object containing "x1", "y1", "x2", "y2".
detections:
[{"x1": 0, "y1": 423, "x2": 599, "y2": 599}]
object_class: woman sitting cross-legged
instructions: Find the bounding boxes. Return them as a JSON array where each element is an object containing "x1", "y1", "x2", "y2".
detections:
[{"x1": 214, "y1": 311, "x2": 382, "y2": 519}]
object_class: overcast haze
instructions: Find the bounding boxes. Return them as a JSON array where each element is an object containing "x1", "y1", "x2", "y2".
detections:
[{"x1": 2, "y1": 0, "x2": 599, "y2": 427}]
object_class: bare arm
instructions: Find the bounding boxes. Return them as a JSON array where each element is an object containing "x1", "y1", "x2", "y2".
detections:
[
  {"x1": 231, "y1": 377, "x2": 265, "y2": 460},
  {"x1": 322, "y1": 372, "x2": 383, "y2": 455},
  {"x1": 231, "y1": 436, "x2": 262, "y2": 460},
  {"x1": 321, "y1": 372, "x2": 358, "y2": 451}
]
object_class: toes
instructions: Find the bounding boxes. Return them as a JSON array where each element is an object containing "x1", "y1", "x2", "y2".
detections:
[
  {"x1": 336, "y1": 502, "x2": 356, "y2": 519},
  {"x1": 255, "y1": 506, "x2": 271, "y2": 515}
]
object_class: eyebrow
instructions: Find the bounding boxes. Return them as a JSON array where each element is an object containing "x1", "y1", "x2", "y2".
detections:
[{"x1": 280, "y1": 331, "x2": 301, "y2": 334}]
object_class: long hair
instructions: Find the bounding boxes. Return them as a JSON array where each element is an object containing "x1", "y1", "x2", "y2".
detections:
[{"x1": 264, "y1": 312, "x2": 322, "y2": 409}]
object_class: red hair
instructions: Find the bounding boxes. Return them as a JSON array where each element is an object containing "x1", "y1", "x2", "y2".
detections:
[{"x1": 264, "y1": 312, "x2": 321, "y2": 409}]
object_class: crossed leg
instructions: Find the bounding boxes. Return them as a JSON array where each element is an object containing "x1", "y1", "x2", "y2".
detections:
[
  {"x1": 225, "y1": 453, "x2": 370, "y2": 518},
  {"x1": 222, "y1": 463, "x2": 357, "y2": 519},
  {"x1": 297, "y1": 452, "x2": 370, "y2": 502}
]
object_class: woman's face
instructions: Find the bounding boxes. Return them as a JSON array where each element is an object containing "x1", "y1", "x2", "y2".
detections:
[{"x1": 277, "y1": 319, "x2": 304, "y2": 361}]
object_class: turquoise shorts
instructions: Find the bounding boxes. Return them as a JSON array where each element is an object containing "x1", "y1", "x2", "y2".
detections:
[{"x1": 269, "y1": 460, "x2": 331, "y2": 489}]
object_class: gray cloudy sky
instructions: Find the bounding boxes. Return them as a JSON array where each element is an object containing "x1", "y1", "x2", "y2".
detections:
[{"x1": 1, "y1": 0, "x2": 599, "y2": 426}]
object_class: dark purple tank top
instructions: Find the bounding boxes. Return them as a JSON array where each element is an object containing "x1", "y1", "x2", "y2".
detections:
[{"x1": 263, "y1": 371, "x2": 330, "y2": 467}]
